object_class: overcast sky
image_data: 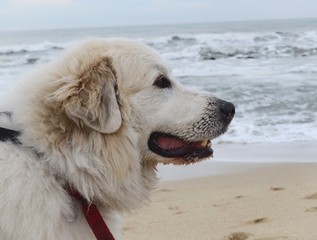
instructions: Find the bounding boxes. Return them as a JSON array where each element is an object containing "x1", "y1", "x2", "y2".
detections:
[{"x1": 1, "y1": 0, "x2": 317, "y2": 31}]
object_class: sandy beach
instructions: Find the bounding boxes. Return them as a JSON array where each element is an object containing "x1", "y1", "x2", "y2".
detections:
[{"x1": 124, "y1": 142, "x2": 317, "y2": 240}]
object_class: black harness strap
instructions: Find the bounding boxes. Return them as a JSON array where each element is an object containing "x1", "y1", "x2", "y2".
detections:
[
  {"x1": 0, "y1": 127, "x2": 21, "y2": 144},
  {"x1": 0, "y1": 126, "x2": 43, "y2": 157}
]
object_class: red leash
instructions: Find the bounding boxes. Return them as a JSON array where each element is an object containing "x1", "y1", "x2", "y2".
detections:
[{"x1": 67, "y1": 186, "x2": 115, "y2": 240}]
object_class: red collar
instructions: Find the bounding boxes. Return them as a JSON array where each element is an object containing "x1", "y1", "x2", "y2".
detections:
[{"x1": 67, "y1": 186, "x2": 115, "y2": 240}]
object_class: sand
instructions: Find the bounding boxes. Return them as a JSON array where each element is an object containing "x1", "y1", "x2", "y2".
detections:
[{"x1": 123, "y1": 142, "x2": 317, "y2": 240}]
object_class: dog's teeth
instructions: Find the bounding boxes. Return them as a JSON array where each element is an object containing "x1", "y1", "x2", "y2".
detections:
[
  {"x1": 200, "y1": 140, "x2": 207, "y2": 147},
  {"x1": 199, "y1": 140, "x2": 211, "y2": 148}
]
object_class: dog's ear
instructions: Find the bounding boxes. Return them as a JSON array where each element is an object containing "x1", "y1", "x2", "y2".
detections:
[{"x1": 61, "y1": 57, "x2": 122, "y2": 134}]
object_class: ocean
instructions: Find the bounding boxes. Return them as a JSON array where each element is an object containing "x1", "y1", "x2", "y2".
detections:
[{"x1": 1, "y1": 19, "x2": 317, "y2": 144}]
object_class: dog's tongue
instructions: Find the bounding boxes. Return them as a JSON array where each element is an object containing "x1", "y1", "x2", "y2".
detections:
[
  {"x1": 157, "y1": 136, "x2": 185, "y2": 150},
  {"x1": 156, "y1": 136, "x2": 202, "y2": 150}
]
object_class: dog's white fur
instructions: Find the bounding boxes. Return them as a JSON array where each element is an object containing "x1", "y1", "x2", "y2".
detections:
[{"x1": 0, "y1": 39, "x2": 230, "y2": 239}]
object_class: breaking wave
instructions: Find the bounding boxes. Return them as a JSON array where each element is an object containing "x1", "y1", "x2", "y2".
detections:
[
  {"x1": 145, "y1": 30, "x2": 317, "y2": 61},
  {"x1": 0, "y1": 41, "x2": 67, "y2": 68},
  {"x1": 0, "y1": 41, "x2": 65, "y2": 56}
]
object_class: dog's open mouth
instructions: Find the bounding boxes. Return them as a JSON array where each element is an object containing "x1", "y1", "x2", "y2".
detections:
[{"x1": 148, "y1": 132, "x2": 213, "y2": 162}]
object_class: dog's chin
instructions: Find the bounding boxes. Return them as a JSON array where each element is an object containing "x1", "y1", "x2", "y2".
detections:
[{"x1": 148, "y1": 132, "x2": 213, "y2": 165}]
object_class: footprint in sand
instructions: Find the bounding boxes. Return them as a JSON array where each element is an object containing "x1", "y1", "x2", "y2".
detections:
[
  {"x1": 158, "y1": 188, "x2": 173, "y2": 192},
  {"x1": 168, "y1": 205, "x2": 185, "y2": 215},
  {"x1": 224, "y1": 231, "x2": 289, "y2": 240},
  {"x1": 270, "y1": 187, "x2": 285, "y2": 191},
  {"x1": 223, "y1": 232, "x2": 251, "y2": 240},
  {"x1": 304, "y1": 193, "x2": 317, "y2": 200},
  {"x1": 305, "y1": 207, "x2": 317, "y2": 212},
  {"x1": 303, "y1": 193, "x2": 317, "y2": 213},
  {"x1": 245, "y1": 217, "x2": 269, "y2": 225}
]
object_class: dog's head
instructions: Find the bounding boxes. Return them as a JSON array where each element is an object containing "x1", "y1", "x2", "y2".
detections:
[{"x1": 45, "y1": 38, "x2": 234, "y2": 166}]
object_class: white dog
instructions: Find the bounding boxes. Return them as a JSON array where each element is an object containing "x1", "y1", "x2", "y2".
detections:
[{"x1": 0, "y1": 39, "x2": 234, "y2": 240}]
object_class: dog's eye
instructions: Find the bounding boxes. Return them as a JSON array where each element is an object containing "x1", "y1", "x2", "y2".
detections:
[{"x1": 153, "y1": 76, "x2": 171, "y2": 89}]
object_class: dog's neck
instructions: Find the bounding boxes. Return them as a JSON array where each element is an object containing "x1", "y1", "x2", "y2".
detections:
[{"x1": 19, "y1": 123, "x2": 158, "y2": 213}]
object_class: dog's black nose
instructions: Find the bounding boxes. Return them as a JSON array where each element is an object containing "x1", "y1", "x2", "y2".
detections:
[
  {"x1": 221, "y1": 101, "x2": 235, "y2": 117},
  {"x1": 219, "y1": 100, "x2": 235, "y2": 122}
]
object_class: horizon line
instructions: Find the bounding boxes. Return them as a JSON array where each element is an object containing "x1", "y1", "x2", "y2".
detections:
[{"x1": 1, "y1": 17, "x2": 317, "y2": 33}]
